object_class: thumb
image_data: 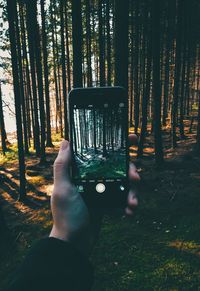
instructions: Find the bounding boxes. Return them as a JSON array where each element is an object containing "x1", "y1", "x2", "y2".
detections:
[{"x1": 53, "y1": 140, "x2": 71, "y2": 186}]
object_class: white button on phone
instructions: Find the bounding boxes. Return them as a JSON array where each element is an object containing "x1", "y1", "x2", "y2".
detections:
[{"x1": 96, "y1": 183, "x2": 106, "y2": 193}]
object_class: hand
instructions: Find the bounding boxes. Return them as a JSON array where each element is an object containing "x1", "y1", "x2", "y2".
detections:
[
  {"x1": 49, "y1": 140, "x2": 90, "y2": 255},
  {"x1": 49, "y1": 135, "x2": 140, "y2": 255},
  {"x1": 126, "y1": 134, "x2": 140, "y2": 215}
]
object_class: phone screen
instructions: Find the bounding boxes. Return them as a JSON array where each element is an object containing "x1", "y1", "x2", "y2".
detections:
[{"x1": 71, "y1": 102, "x2": 127, "y2": 182}]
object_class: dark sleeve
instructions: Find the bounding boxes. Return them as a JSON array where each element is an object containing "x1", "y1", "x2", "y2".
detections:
[{"x1": 4, "y1": 237, "x2": 94, "y2": 291}]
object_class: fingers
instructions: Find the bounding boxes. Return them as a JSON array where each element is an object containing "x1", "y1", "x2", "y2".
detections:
[
  {"x1": 129, "y1": 163, "x2": 141, "y2": 182},
  {"x1": 128, "y1": 134, "x2": 138, "y2": 147},
  {"x1": 53, "y1": 140, "x2": 71, "y2": 186},
  {"x1": 125, "y1": 191, "x2": 138, "y2": 216},
  {"x1": 127, "y1": 163, "x2": 140, "y2": 216}
]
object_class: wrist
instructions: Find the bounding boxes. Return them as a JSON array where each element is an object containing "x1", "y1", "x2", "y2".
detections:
[{"x1": 49, "y1": 225, "x2": 69, "y2": 242}]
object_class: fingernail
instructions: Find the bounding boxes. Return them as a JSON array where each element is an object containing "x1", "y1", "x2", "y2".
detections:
[{"x1": 61, "y1": 140, "x2": 69, "y2": 150}]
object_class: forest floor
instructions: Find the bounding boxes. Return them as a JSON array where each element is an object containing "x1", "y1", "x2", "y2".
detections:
[{"x1": 0, "y1": 121, "x2": 200, "y2": 290}]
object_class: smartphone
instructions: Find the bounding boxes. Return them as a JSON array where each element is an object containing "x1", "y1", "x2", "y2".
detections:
[{"x1": 68, "y1": 87, "x2": 129, "y2": 208}]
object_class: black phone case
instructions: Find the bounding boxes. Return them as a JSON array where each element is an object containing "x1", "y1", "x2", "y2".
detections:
[{"x1": 68, "y1": 87, "x2": 129, "y2": 208}]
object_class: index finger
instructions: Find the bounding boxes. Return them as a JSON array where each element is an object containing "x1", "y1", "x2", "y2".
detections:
[{"x1": 128, "y1": 134, "x2": 138, "y2": 147}]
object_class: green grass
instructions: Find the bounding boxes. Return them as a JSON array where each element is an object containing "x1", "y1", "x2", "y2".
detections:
[
  {"x1": 76, "y1": 150, "x2": 126, "y2": 179},
  {"x1": 0, "y1": 145, "x2": 18, "y2": 163},
  {"x1": 90, "y1": 156, "x2": 200, "y2": 290},
  {"x1": 0, "y1": 144, "x2": 36, "y2": 165},
  {"x1": 91, "y1": 206, "x2": 200, "y2": 290}
]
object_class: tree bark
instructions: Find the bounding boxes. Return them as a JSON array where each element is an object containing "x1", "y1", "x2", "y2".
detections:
[
  {"x1": 98, "y1": 0, "x2": 106, "y2": 86},
  {"x1": 64, "y1": 4, "x2": 71, "y2": 92},
  {"x1": 0, "y1": 82, "x2": 7, "y2": 154},
  {"x1": 72, "y1": 0, "x2": 83, "y2": 87},
  {"x1": 86, "y1": 0, "x2": 92, "y2": 86},
  {"x1": 133, "y1": 0, "x2": 139, "y2": 134},
  {"x1": 106, "y1": 0, "x2": 111, "y2": 86},
  {"x1": 7, "y1": 0, "x2": 26, "y2": 199},
  {"x1": 152, "y1": 0, "x2": 164, "y2": 165},
  {"x1": 41, "y1": 0, "x2": 53, "y2": 147},
  {"x1": 26, "y1": 1, "x2": 41, "y2": 156},
  {"x1": 60, "y1": 0, "x2": 69, "y2": 140},
  {"x1": 172, "y1": 0, "x2": 183, "y2": 148},
  {"x1": 114, "y1": 0, "x2": 129, "y2": 90}
]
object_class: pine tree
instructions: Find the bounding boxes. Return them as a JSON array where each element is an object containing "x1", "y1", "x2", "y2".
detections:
[
  {"x1": 72, "y1": 0, "x2": 83, "y2": 87},
  {"x1": 41, "y1": 0, "x2": 53, "y2": 147},
  {"x1": 152, "y1": 0, "x2": 164, "y2": 164},
  {"x1": 114, "y1": 0, "x2": 129, "y2": 90},
  {"x1": 0, "y1": 81, "x2": 7, "y2": 154},
  {"x1": 7, "y1": 0, "x2": 26, "y2": 199}
]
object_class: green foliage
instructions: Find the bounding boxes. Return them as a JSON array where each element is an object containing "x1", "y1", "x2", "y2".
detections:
[
  {"x1": 0, "y1": 145, "x2": 18, "y2": 163},
  {"x1": 77, "y1": 150, "x2": 126, "y2": 179}
]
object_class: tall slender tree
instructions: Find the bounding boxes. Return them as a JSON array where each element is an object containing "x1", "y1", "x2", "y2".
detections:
[
  {"x1": 138, "y1": 5, "x2": 152, "y2": 158},
  {"x1": 197, "y1": 60, "x2": 200, "y2": 150},
  {"x1": 64, "y1": 4, "x2": 71, "y2": 92},
  {"x1": 41, "y1": 0, "x2": 53, "y2": 147},
  {"x1": 86, "y1": 0, "x2": 92, "y2": 86},
  {"x1": 172, "y1": 0, "x2": 183, "y2": 148},
  {"x1": 106, "y1": 0, "x2": 111, "y2": 86},
  {"x1": 0, "y1": 82, "x2": 7, "y2": 154},
  {"x1": 72, "y1": 0, "x2": 83, "y2": 87},
  {"x1": 60, "y1": 0, "x2": 69, "y2": 139},
  {"x1": 98, "y1": 0, "x2": 106, "y2": 86},
  {"x1": 33, "y1": 1, "x2": 46, "y2": 163},
  {"x1": 26, "y1": 0, "x2": 41, "y2": 156},
  {"x1": 114, "y1": 0, "x2": 129, "y2": 90},
  {"x1": 7, "y1": 0, "x2": 26, "y2": 199},
  {"x1": 152, "y1": 0, "x2": 164, "y2": 164},
  {"x1": 133, "y1": 0, "x2": 140, "y2": 134}
]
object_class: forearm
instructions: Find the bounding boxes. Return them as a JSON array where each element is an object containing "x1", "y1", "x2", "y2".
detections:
[{"x1": 4, "y1": 237, "x2": 93, "y2": 291}]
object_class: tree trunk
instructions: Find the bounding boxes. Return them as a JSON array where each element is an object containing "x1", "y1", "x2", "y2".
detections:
[
  {"x1": 137, "y1": 6, "x2": 152, "y2": 158},
  {"x1": 72, "y1": 0, "x2": 83, "y2": 87},
  {"x1": 15, "y1": 2, "x2": 29, "y2": 155},
  {"x1": 0, "y1": 82, "x2": 7, "y2": 154},
  {"x1": 129, "y1": 1, "x2": 134, "y2": 127},
  {"x1": 152, "y1": 0, "x2": 164, "y2": 165},
  {"x1": 60, "y1": 0, "x2": 69, "y2": 140},
  {"x1": 179, "y1": 21, "x2": 186, "y2": 139},
  {"x1": 26, "y1": 1, "x2": 41, "y2": 156},
  {"x1": 50, "y1": 2, "x2": 60, "y2": 134},
  {"x1": 114, "y1": 0, "x2": 129, "y2": 90},
  {"x1": 19, "y1": 4, "x2": 34, "y2": 145},
  {"x1": 32, "y1": 2, "x2": 46, "y2": 163},
  {"x1": 133, "y1": 1, "x2": 139, "y2": 134},
  {"x1": 172, "y1": 0, "x2": 183, "y2": 148},
  {"x1": 64, "y1": 4, "x2": 71, "y2": 92},
  {"x1": 7, "y1": 0, "x2": 26, "y2": 199},
  {"x1": 106, "y1": 0, "x2": 111, "y2": 86},
  {"x1": 86, "y1": 0, "x2": 92, "y2": 86},
  {"x1": 162, "y1": 0, "x2": 172, "y2": 126},
  {"x1": 98, "y1": 0, "x2": 106, "y2": 86},
  {"x1": 41, "y1": 0, "x2": 53, "y2": 147},
  {"x1": 196, "y1": 62, "x2": 200, "y2": 150}
]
